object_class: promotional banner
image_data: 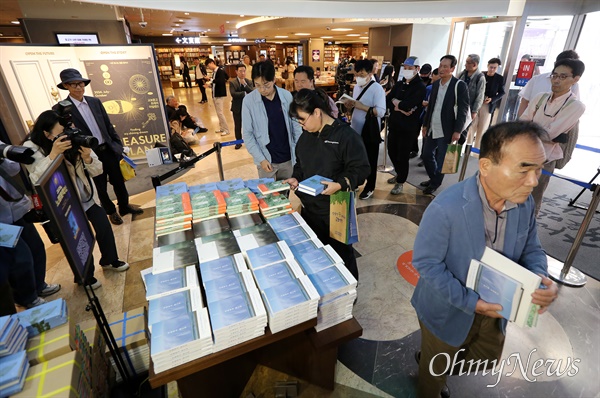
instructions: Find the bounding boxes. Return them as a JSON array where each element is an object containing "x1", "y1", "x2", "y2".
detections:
[{"x1": 83, "y1": 58, "x2": 167, "y2": 159}]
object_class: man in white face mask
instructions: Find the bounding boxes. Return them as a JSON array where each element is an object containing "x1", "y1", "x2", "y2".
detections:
[
  {"x1": 386, "y1": 56, "x2": 427, "y2": 195},
  {"x1": 341, "y1": 59, "x2": 387, "y2": 200}
]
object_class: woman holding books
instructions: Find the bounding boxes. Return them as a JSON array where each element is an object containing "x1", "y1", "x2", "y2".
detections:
[
  {"x1": 285, "y1": 89, "x2": 370, "y2": 280},
  {"x1": 23, "y1": 110, "x2": 130, "y2": 290}
]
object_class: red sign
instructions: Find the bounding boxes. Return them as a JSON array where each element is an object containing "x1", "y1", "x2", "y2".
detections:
[
  {"x1": 397, "y1": 250, "x2": 420, "y2": 287},
  {"x1": 219, "y1": 24, "x2": 225, "y2": 34},
  {"x1": 515, "y1": 61, "x2": 536, "y2": 86}
]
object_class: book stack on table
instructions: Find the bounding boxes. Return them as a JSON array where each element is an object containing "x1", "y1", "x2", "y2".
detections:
[
  {"x1": 0, "y1": 315, "x2": 28, "y2": 359},
  {"x1": 267, "y1": 213, "x2": 324, "y2": 257},
  {"x1": 233, "y1": 223, "x2": 279, "y2": 252},
  {"x1": 151, "y1": 240, "x2": 199, "y2": 274},
  {"x1": 256, "y1": 180, "x2": 290, "y2": 196},
  {"x1": 195, "y1": 230, "x2": 242, "y2": 263},
  {"x1": 155, "y1": 182, "x2": 192, "y2": 237},
  {"x1": 246, "y1": 241, "x2": 319, "y2": 333},
  {"x1": 258, "y1": 192, "x2": 293, "y2": 219},
  {"x1": 189, "y1": 183, "x2": 227, "y2": 222},
  {"x1": 222, "y1": 187, "x2": 260, "y2": 218},
  {"x1": 142, "y1": 265, "x2": 200, "y2": 301},
  {"x1": 0, "y1": 351, "x2": 29, "y2": 397},
  {"x1": 16, "y1": 298, "x2": 68, "y2": 337},
  {"x1": 244, "y1": 178, "x2": 275, "y2": 194},
  {"x1": 297, "y1": 175, "x2": 333, "y2": 196}
]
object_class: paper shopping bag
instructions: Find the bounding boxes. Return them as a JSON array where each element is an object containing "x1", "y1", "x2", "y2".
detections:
[
  {"x1": 120, "y1": 155, "x2": 137, "y2": 181},
  {"x1": 441, "y1": 144, "x2": 462, "y2": 174},
  {"x1": 330, "y1": 191, "x2": 359, "y2": 244}
]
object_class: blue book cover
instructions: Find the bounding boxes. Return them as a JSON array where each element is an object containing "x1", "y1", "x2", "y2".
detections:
[
  {"x1": 204, "y1": 273, "x2": 245, "y2": 303},
  {"x1": 0, "y1": 350, "x2": 27, "y2": 389},
  {"x1": 189, "y1": 182, "x2": 219, "y2": 195},
  {"x1": 299, "y1": 175, "x2": 333, "y2": 194},
  {"x1": 156, "y1": 182, "x2": 188, "y2": 199},
  {"x1": 0, "y1": 223, "x2": 23, "y2": 248},
  {"x1": 199, "y1": 256, "x2": 238, "y2": 282},
  {"x1": 297, "y1": 248, "x2": 337, "y2": 275},
  {"x1": 0, "y1": 317, "x2": 18, "y2": 353},
  {"x1": 307, "y1": 266, "x2": 349, "y2": 297},
  {"x1": 0, "y1": 315, "x2": 13, "y2": 343},
  {"x1": 217, "y1": 178, "x2": 245, "y2": 192},
  {"x1": 245, "y1": 178, "x2": 275, "y2": 194},
  {"x1": 262, "y1": 279, "x2": 309, "y2": 314},
  {"x1": 275, "y1": 226, "x2": 311, "y2": 246},
  {"x1": 148, "y1": 291, "x2": 192, "y2": 327},
  {"x1": 267, "y1": 213, "x2": 302, "y2": 232},
  {"x1": 207, "y1": 293, "x2": 254, "y2": 331},
  {"x1": 145, "y1": 268, "x2": 185, "y2": 297},
  {"x1": 151, "y1": 313, "x2": 198, "y2": 354},
  {"x1": 246, "y1": 243, "x2": 286, "y2": 269},
  {"x1": 289, "y1": 240, "x2": 321, "y2": 257},
  {"x1": 253, "y1": 262, "x2": 295, "y2": 290},
  {"x1": 16, "y1": 298, "x2": 67, "y2": 336},
  {"x1": 475, "y1": 264, "x2": 523, "y2": 321}
]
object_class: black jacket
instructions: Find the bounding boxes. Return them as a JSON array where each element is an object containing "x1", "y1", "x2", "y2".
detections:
[
  {"x1": 386, "y1": 75, "x2": 426, "y2": 129},
  {"x1": 292, "y1": 119, "x2": 370, "y2": 217},
  {"x1": 422, "y1": 77, "x2": 470, "y2": 141},
  {"x1": 229, "y1": 78, "x2": 254, "y2": 113},
  {"x1": 485, "y1": 73, "x2": 505, "y2": 113},
  {"x1": 211, "y1": 67, "x2": 228, "y2": 98},
  {"x1": 53, "y1": 96, "x2": 123, "y2": 156}
]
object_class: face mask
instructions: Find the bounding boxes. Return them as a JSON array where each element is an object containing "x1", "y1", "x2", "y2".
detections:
[
  {"x1": 356, "y1": 76, "x2": 369, "y2": 86},
  {"x1": 401, "y1": 69, "x2": 416, "y2": 80}
]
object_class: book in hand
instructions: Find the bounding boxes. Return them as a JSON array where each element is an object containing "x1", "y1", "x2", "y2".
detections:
[
  {"x1": 297, "y1": 175, "x2": 333, "y2": 196},
  {"x1": 335, "y1": 93, "x2": 355, "y2": 105},
  {"x1": 0, "y1": 223, "x2": 23, "y2": 248},
  {"x1": 466, "y1": 247, "x2": 542, "y2": 328},
  {"x1": 199, "y1": 253, "x2": 247, "y2": 282},
  {"x1": 257, "y1": 180, "x2": 290, "y2": 195},
  {"x1": 245, "y1": 241, "x2": 294, "y2": 270}
]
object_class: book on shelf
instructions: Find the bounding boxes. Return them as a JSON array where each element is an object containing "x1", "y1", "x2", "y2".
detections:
[
  {"x1": 267, "y1": 212, "x2": 306, "y2": 232},
  {"x1": 148, "y1": 287, "x2": 203, "y2": 331},
  {"x1": 257, "y1": 180, "x2": 290, "y2": 195},
  {"x1": 298, "y1": 175, "x2": 333, "y2": 196},
  {"x1": 199, "y1": 253, "x2": 248, "y2": 282},
  {"x1": 245, "y1": 241, "x2": 294, "y2": 270},
  {"x1": 194, "y1": 230, "x2": 241, "y2": 262},
  {"x1": 144, "y1": 266, "x2": 199, "y2": 300},
  {"x1": 296, "y1": 245, "x2": 344, "y2": 275},
  {"x1": 466, "y1": 247, "x2": 542, "y2": 328},
  {"x1": 233, "y1": 223, "x2": 279, "y2": 252},
  {"x1": 252, "y1": 259, "x2": 304, "y2": 291},
  {"x1": 0, "y1": 223, "x2": 23, "y2": 248}
]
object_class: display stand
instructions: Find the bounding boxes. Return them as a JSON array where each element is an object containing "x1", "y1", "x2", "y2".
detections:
[
  {"x1": 548, "y1": 183, "x2": 599, "y2": 287},
  {"x1": 569, "y1": 166, "x2": 600, "y2": 214},
  {"x1": 377, "y1": 110, "x2": 394, "y2": 173},
  {"x1": 151, "y1": 143, "x2": 220, "y2": 189}
]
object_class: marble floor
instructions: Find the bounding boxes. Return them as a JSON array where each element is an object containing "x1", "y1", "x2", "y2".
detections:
[{"x1": 32, "y1": 83, "x2": 600, "y2": 397}]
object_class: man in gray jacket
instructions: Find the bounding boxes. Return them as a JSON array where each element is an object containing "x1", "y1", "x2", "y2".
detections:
[
  {"x1": 242, "y1": 61, "x2": 302, "y2": 180},
  {"x1": 458, "y1": 54, "x2": 486, "y2": 142}
]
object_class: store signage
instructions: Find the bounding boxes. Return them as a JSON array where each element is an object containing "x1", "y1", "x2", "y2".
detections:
[
  {"x1": 515, "y1": 61, "x2": 536, "y2": 86},
  {"x1": 228, "y1": 38, "x2": 247, "y2": 43},
  {"x1": 255, "y1": 38, "x2": 266, "y2": 44},
  {"x1": 175, "y1": 37, "x2": 202, "y2": 44}
]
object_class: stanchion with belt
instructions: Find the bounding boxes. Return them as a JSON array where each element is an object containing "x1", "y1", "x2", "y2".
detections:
[{"x1": 377, "y1": 109, "x2": 393, "y2": 173}]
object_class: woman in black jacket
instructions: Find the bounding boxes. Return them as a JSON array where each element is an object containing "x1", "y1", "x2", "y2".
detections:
[{"x1": 285, "y1": 89, "x2": 370, "y2": 280}]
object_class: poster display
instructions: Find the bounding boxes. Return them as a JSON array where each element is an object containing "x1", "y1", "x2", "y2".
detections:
[
  {"x1": 83, "y1": 58, "x2": 167, "y2": 158},
  {"x1": 312, "y1": 50, "x2": 321, "y2": 62}
]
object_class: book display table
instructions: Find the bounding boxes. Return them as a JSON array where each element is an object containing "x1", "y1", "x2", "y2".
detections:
[{"x1": 148, "y1": 317, "x2": 362, "y2": 397}]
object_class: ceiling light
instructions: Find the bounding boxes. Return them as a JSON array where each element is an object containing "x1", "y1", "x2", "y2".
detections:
[
  {"x1": 162, "y1": 33, "x2": 173, "y2": 36},
  {"x1": 226, "y1": 21, "x2": 230, "y2": 23},
  {"x1": 359, "y1": 36, "x2": 368, "y2": 39},
  {"x1": 347, "y1": 34, "x2": 360, "y2": 37},
  {"x1": 240, "y1": 15, "x2": 245, "y2": 17},
  {"x1": 184, "y1": 12, "x2": 189, "y2": 15},
  {"x1": 331, "y1": 28, "x2": 352, "y2": 31},
  {"x1": 295, "y1": 33, "x2": 310, "y2": 36},
  {"x1": 179, "y1": 19, "x2": 184, "y2": 22},
  {"x1": 274, "y1": 35, "x2": 288, "y2": 38},
  {"x1": 174, "y1": 24, "x2": 180, "y2": 27},
  {"x1": 207, "y1": 29, "x2": 211, "y2": 31},
  {"x1": 321, "y1": 36, "x2": 333, "y2": 39},
  {"x1": 10, "y1": 20, "x2": 20, "y2": 25}
]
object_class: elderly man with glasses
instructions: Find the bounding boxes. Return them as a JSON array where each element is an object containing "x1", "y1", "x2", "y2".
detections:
[{"x1": 241, "y1": 61, "x2": 302, "y2": 180}]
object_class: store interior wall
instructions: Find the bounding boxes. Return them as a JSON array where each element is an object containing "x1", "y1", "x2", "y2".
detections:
[
  {"x1": 21, "y1": 19, "x2": 128, "y2": 45},
  {"x1": 368, "y1": 24, "x2": 413, "y2": 62},
  {"x1": 409, "y1": 24, "x2": 450, "y2": 67}
]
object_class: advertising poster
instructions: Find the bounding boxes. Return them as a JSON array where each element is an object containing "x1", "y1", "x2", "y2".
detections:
[
  {"x1": 83, "y1": 58, "x2": 168, "y2": 159},
  {"x1": 312, "y1": 49, "x2": 321, "y2": 62},
  {"x1": 515, "y1": 60, "x2": 536, "y2": 87}
]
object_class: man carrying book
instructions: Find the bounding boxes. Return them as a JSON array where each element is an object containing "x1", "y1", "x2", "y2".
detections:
[{"x1": 411, "y1": 121, "x2": 559, "y2": 398}]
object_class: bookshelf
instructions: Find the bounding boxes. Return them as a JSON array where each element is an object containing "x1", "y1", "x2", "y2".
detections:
[{"x1": 155, "y1": 46, "x2": 213, "y2": 80}]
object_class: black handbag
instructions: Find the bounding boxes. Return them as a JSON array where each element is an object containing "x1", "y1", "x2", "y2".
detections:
[{"x1": 361, "y1": 107, "x2": 382, "y2": 145}]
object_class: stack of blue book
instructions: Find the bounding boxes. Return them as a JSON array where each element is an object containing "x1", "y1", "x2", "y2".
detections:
[
  {"x1": 307, "y1": 264, "x2": 358, "y2": 331},
  {"x1": 295, "y1": 245, "x2": 345, "y2": 275},
  {"x1": 0, "y1": 351, "x2": 29, "y2": 397},
  {"x1": 194, "y1": 230, "x2": 241, "y2": 263},
  {"x1": 151, "y1": 240, "x2": 199, "y2": 274},
  {"x1": 244, "y1": 178, "x2": 274, "y2": 194},
  {"x1": 150, "y1": 307, "x2": 213, "y2": 374},
  {"x1": 15, "y1": 298, "x2": 68, "y2": 337},
  {"x1": 204, "y1": 270, "x2": 267, "y2": 351},
  {"x1": 252, "y1": 260, "x2": 304, "y2": 291},
  {"x1": 260, "y1": 275, "x2": 319, "y2": 333},
  {"x1": 274, "y1": 223, "x2": 320, "y2": 249},
  {"x1": 0, "y1": 315, "x2": 28, "y2": 358},
  {"x1": 245, "y1": 241, "x2": 295, "y2": 270},
  {"x1": 233, "y1": 223, "x2": 279, "y2": 252},
  {"x1": 142, "y1": 266, "x2": 199, "y2": 300},
  {"x1": 297, "y1": 175, "x2": 333, "y2": 196},
  {"x1": 147, "y1": 287, "x2": 204, "y2": 332}
]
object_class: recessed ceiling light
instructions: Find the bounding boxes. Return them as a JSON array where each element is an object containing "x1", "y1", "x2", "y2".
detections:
[
  {"x1": 359, "y1": 36, "x2": 368, "y2": 39},
  {"x1": 347, "y1": 34, "x2": 360, "y2": 37},
  {"x1": 162, "y1": 33, "x2": 173, "y2": 36},
  {"x1": 179, "y1": 19, "x2": 184, "y2": 22},
  {"x1": 184, "y1": 12, "x2": 189, "y2": 15},
  {"x1": 175, "y1": 24, "x2": 180, "y2": 27},
  {"x1": 331, "y1": 28, "x2": 352, "y2": 31},
  {"x1": 274, "y1": 35, "x2": 288, "y2": 38},
  {"x1": 295, "y1": 33, "x2": 310, "y2": 36},
  {"x1": 207, "y1": 29, "x2": 211, "y2": 31},
  {"x1": 321, "y1": 36, "x2": 333, "y2": 39},
  {"x1": 226, "y1": 21, "x2": 230, "y2": 23},
  {"x1": 10, "y1": 20, "x2": 20, "y2": 25},
  {"x1": 240, "y1": 15, "x2": 245, "y2": 17}
]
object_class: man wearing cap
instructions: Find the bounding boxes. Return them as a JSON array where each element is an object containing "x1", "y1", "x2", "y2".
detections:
[
  {"x1": 54, "y1": 68, "x2": 142, "y2": 225},
  {"x1": 386, "y1": 56, "x2": 426, "y2": 195},
  {"x1": 421, "y1": 55, "x2": 470, "y2": 195}
]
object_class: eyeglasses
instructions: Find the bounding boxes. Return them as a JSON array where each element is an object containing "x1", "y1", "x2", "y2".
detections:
[
  {"x1": 296, "y1": 112, "x2": 314, "y2": 126},
  {"x1": 254, "y1": 81, "x2": 274, "y2": 91},
  {"x1": 550, "y1": 73, "x2": 573, "y2": 81},
  {"x1": 66, "y1": 82, "x2": 86, "y2": 88}
]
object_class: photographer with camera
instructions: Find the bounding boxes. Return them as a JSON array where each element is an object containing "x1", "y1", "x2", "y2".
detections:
[
  {"x1": 0, "y1": 143, "x2": 60, "y2": 311},
  {"x1": 23, "y1": 110, "x2": 130, "y2": 290},
  {"x1": 54, "y1": 68, "x2": 143, "y2": 226}
]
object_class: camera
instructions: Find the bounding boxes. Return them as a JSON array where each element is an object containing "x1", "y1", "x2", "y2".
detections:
[
  {"x1": 55, "y1": 100, "x2": 99, "y2": 155},
  {"x1": 139, "y1": 21, "x2": 147, "y2": 28},
  {"x1": 0, "y1": 143, "x2": 35, "y2": 164}
]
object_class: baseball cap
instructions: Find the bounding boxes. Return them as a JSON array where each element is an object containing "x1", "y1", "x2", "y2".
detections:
[{"x1": 403, "y1": 56, "x2": 420, "y2": 67}]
